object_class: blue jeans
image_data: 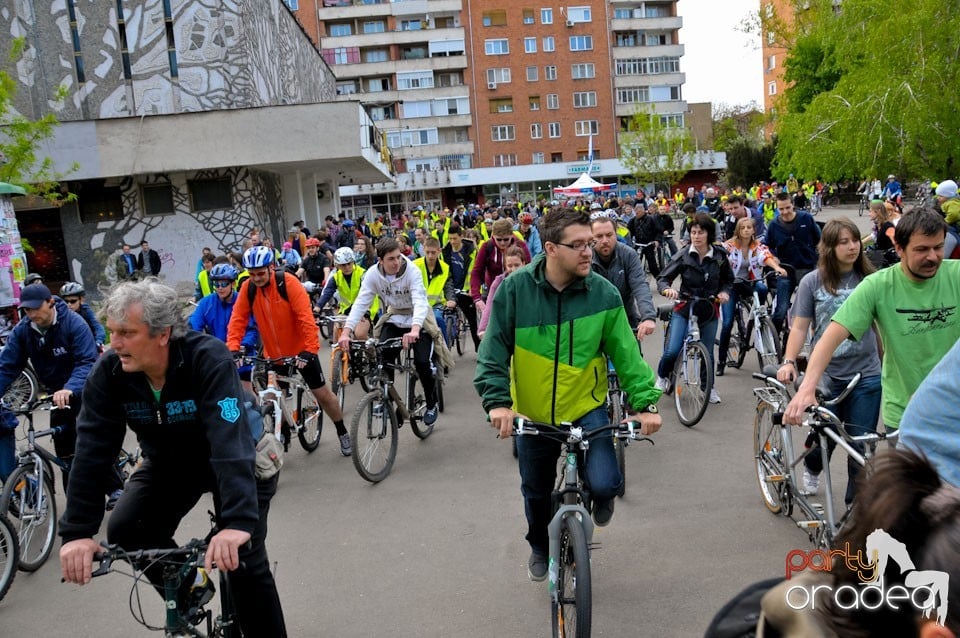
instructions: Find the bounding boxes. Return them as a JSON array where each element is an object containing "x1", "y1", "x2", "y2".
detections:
[
  {"x1": 717, "y1": 282, "x2": 768, "y2": 365},
  {"x1": 770, "y1": 274, "x2": 796, "y2": 331},
  {"x1": 516, "y1": 407, "x2": 620, "y2": 555},
  {"x1": 803, "y1": 374, "x2": 881, "y2": 504},
  {"x1": 657, "y1": 312, "x2": 718, "y2": 378}
]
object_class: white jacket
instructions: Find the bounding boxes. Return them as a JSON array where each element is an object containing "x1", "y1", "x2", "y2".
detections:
[{"x1": 346, "y1": 256, "x2": 430, "y2": 331}]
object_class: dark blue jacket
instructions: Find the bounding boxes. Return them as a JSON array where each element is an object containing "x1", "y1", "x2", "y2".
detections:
[
  {"x1": 765, "y1": 211, "x2": 821, "y2": 271},
  {"x1": 189, "y1": 292, "x2": 259, "y2": 349},
  {"x1": 0, "y1": 297, "x2": 98, "y2": 396},
  {"x1": 77, "y1": 302, "x2": 106, "y2": 345}
]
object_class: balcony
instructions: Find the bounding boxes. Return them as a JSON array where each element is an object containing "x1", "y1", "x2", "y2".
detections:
[
  {"x1": 322, "y1": 26, "x2": 464, "y2": 49},
  {"x1": 613, "y1": 72, "x2": 685, "y2": 88},
  {"x1": 612, "y1": 43, "x2": 684, "y2": 59},
  {"x1": 335, "y1": 83, "x2": 471, "y2": 104},
  {"x1": 331, "y1": 54, "x2": 466, "y2": 80},
  {"x1": 393, "y1": 140, "x2": 473, "y2": 160},
  {"x1": 610, "y1": 15, "x2": 682, "y2": 31},
  {"x1": 614, "y1": 100, "x2": 687, "y2": 119},
  {"x1": 317, "y1": 0, "x2": 462, "y2": 20},
  {"x1": 381, "y1": 114, "x2": 472, "y2": 129}
]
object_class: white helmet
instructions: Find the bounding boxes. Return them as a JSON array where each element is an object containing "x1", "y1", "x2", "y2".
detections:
[{"x1": 334, "y1": 247, "x2": 356, "y2": 265}]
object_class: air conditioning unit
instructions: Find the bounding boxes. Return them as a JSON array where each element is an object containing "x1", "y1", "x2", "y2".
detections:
[
  {"x1": 487, "y1": 82, "x2": 497, "y2": 89},
  {"x1": 566, "y1": 20, "x2": 575, "y2": 27}
]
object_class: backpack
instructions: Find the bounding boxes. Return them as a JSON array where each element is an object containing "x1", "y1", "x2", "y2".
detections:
[
  {"x1": 243, "y1": 393, "x2": 283, "y2": 480},
  {"x1": 703, "y1": 577, "x2": 782, "y2": 638},
  {"x1": 245, "y1": 271, "x2": 288, "y2": 305}
]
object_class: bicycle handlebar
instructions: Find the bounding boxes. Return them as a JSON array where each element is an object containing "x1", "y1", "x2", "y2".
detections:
[
  {"x1": 508, "y1": 417, "x2": 655, "y2": 445},
  {"x1": 91, "y1": 538, "x2": 208, "y2": 579},
  {"x1": 2, "y1": 394, "x2": 61, "y2": 415}
]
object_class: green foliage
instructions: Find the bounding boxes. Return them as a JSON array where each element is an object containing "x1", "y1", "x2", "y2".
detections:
[
  {"x1": 783, "y1": 34, "x2": 842, "y2": 113},
  {"x1": 619, "y1": 106, "x2": 694, "y2": 193},
  {"x1": 712, "y1": 103, "x2": 766, "y2": 153},
  {"x1": 725, "y1": 138, "x2": 778, "y2": 189},
  {"x1": 773, "y1": 0, "x2": 960, "y2": 182}
]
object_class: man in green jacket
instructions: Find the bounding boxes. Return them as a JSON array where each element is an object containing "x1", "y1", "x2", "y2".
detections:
[{"x1": 474, "y1": 208, "x2": 663, "y2": 582}]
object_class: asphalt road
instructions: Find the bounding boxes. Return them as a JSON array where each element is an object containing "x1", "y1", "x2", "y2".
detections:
[{"x1": 0, "y1": 205, "x2": 875, "y2": 637}]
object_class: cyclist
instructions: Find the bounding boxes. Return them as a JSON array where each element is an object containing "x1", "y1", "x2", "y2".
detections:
[
  {"x1": 656, "y1": 203, "x2": 679, "y2": 257},
  {"x1": 475, "y1": 207, "x2": 662, "y2": 581},
  {"x1": 226, "y1": 246, "x2": 352, "y2": 457},
  {"x1": 655, "y1": 213, "x2": 733, "y2": 404},
  {"x1": 441, "y1": 224, "x2": 481, "y2": 350},
  {"x1": 471, "y1": 219, "x2": 531, "y2": 317},
  {"x1": 413, "y1": 237, "x2": 456, "y2": 336},
  {"x1": 297, "y1": 237, "x2": 331, "y2": 286},
  {"x1": 337, "y1": 237, "x2": 440, "y2": 426},
  {"x1": 715, "y1": 218, "x2": 787, "y2": 375},
  {"x1": 59, "y1": 280, "x2": 287, "y2": 637},
  {"x1": 194, "y1": 253, "x2": 216, "y2": 301},
  {"x1": 514, "y1": 213, "x2": 542, "y2": 258},
  {"x1": 314, "y1": 247, "x2": 378, "y2": 340},
  {"x1": 882, "y1": 174, "x2": 903, "y2": 209},
  {"x1": 626, "y1": 203, "x2": 662, "y2": 277},
  {"x1": 477, "y1": 246, "x2": 528, "y2": 338},
  {"x1": 59, "y1": 282, "x2": 107, "y2": 350},
  {"x1": 590, "y1": 211, "x2": 657, "y2": 344},
  {"x1": 765, "y1": 191, "x2": 821, "y2": 333}
]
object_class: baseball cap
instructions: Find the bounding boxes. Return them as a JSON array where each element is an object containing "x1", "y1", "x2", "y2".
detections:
[
  {"x1": 20, "y1": 284, "x2": 52, "y2": 309},
  {"x1": 936, "y1": 180, "x2": 958, "y2": 199}
]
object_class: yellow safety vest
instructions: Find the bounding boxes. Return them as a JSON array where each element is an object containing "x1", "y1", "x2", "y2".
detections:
[
  {"x1": 478, "y1": 223, "x2": 492, "y2": 242},
  {"x1": 333, "y1": 266, "x2": 379, "y2": 316},
  {"x1": 197, "y1": 270, "x2": 213, "y2": 298},
  {"x1": 235, "y1": 269, "x2": 250, "y2": 291},
  {"x1": 413, "y1": 257, "x2": 450, "y2": 306},
  {"x1": 431, "y1": 217, "x2": 452, "y2": 244}
]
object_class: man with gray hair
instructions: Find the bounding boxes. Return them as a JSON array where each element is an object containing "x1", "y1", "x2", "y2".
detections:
[{"x1": 59, "y1": 279, "x2": 287, "y2": 636}]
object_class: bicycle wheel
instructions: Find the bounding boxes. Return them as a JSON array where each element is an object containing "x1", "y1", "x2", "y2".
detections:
[
  {"x1": 0, "y1": 461, "x2": 57, "y2": 571},
  {"x1": 215, "y1": 569, "x2": 237, "y2": 637},
  {"x1": 330, "y1": 352, "x2": 346, "y2": 411},
  {"x1": 2, "y1": 368, "x2": 38, "y2": 410},
  {"x1": 0, "y1": 513, "x2": 18, "y2": 601},
  {"x1": 673, "y1": 342, "x2": 712, "y2": 427},
  {"x1": 455, "y1": 314, "x2": 466, "y2": 356},
  {"x1": 609, "y1": 392, "x2": 626, "y2": 498},
  {"x1": 318, "y1": 308, "x2": 333, "y2": 341},
  {"x1": 726, "y1": 311, "x2": 747, "y2": 370},
  {"x1": 755, "y1": 318, "x2": 782, "y2": 371},
  {"x1": 350, "y1": 391, "x2": 398, "y2": 483},
  {"x1": 753, "y1": 402, "x2": 793, "y2": 516},
  {"x1": 551, "y1": 514, "x2": 592, "y2": 638},
  {"x1": 444, "y1": 315, "x2": 456, "y2": 350},
  {"x1": 295, "y1": 388, "x2": 322, "y2": 452},
  {"x1": 410, "y1": 369, "x2": 436, "y2": 440}
]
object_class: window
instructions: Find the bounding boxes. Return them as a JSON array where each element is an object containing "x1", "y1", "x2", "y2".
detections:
[
  {"x1": 574, "y1": 120, "x2": 598, "y2": 136},
  {"x1": 649, "y1": 85, "x2": 681, "y2": 101},
  {"x1": 571, "y1": 63, "x2": 595, "y2": 79},
  {"x1": 764, "y1": 3, "x2": 774, "y2": 17},
  {"x1": 613, "y1": 8, "x2": 631, "y2": 18},
  {"x1": 615, "y1": 56, "x2": 681, "y2": 75},
  {"x1": 526, "y1": 66, "x2": 539, "y2": 81},
  {"x1": 364, "y1": 49, "x2": 388, "y2": 63},
  {"x1": 530, "y1": 123, "x2": 543, "y2": 139},
  {"x1": 617, "y1": 87, "x2": 649, "y2": 103},
  {"x1": 435, "y1": 97, "x2": 470, "y2": 115},
  {"x1": 532, "y1": 152, "x2": 545, "y2": 164},
  {"x1": 569, "y1": 36, "x2": 593, "y2": 51},
  {"x1": 525, "y1": 38, "x2": 537, "y2": 53},
  {"x1": 387, "y1": 128, "x2": 440, "y2": 147},
  {"x1": 548, "y1": 122, "x2": 560, "y2": 138},
  {"x1": 487, "y1": 68, "x2": 511, "y2": 84},
  {"x1": 366, "y1": 77, "x2": 390, "y2": 92},
  {"x1": 323, "y1": 47, "x2": 361, "y2": 65},
  {"x1": 767, "y1": 55, "x2": 776, "y2": 71},
  {"x1": 404, "y1": 101, "x2": 432, "y2": 118},
  {"x1": 485, "y1": 39, "x2": 509, "y2": 55},
  {"x1": 544, "y1": 65, "x2": 557, "y2": 80},
  {"x1": 363, "y1": 21, "x2": 385, "y2": 33},
  {"x1": 529, "y1": 96, "x2": 541, "y2": 110},
  {"x1": 189, "y1": 178, "x2": 232, "y2": 212},
  {"x1": 493, "y1": 154, "x2": 518, "y2": 167},
  {"x1": 336, "y1": 81, "x2": 357, "y2": 96},
  {"x1": 546, "y1": 93, "x2": 559, "y2": 109},
  {"x1": 329, "y1": 23, "x2": 352, "y2": 37},
  {"x1": 400, "y1": 19, "x2": 421, "y2": 31},
  {"x1": 483, "y1": 10, "x2": 507, "y2": 26},
  {"x1": 400, "y1": 45, "x2": 427, "y2": 60},
  {"x1": 645, "y1": 32, "x2": 668, "y2": 46},
  {"x1": 767, "y1": 31, "x2": 775, "y2": 45},
  {"x1": 577, "y1": 149, "x2": 597, "y2": 161},
  {"x1": 541, "y1": 8, "x2": 553, "y2": 24},
  {"x1": 551, "y1": 152, "x2": 563, "y2": 163},
  {"x1": 567, "y1": 6, "x2": 592, "y2": 22},
  {"x1": 645, "y1": 4, "x2": 669, "y2": 17},
  {"x1": 543, "y1": 36, "x2": 555, "y2": 52},
  {"x1": 490, "y1": 98, "x2": 514, "y2": 113},
  {"x1": 768, "y1": 81, "x2": 777, "y2": 95},
  {"x1": 523, "y1": 9, "x2": 535, "y2": 24},
  {"x1": 283, "y1": 0, "x2": 298, "y2": 10},
  {"x1": 397, "y1": 71, "x2": 434, "y2": 90},
  {"x1": 492, "y1": 125, "x2": 516, "y2": 141},
  {"x1": 660, "y1": 113, "x2": 684, "y2": 128},
  {"x1": 142, "y1": 183, "x2": 175, "y2": 216},
  {"x1": 573, "y1": 91, "x2": 597, "y2": 108}
]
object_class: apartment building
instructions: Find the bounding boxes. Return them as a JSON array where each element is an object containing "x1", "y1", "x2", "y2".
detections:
[{"x1": 760, "y1": 0, "x2": 791, "y2": 119}]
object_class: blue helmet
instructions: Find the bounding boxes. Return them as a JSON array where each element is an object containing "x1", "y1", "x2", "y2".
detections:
[
  {"x1": 210, "y1": 263, "x2": 239, "y2": 281},
  {"x1": 242, "y1": 246, "x2": 275, "y2": 269}
]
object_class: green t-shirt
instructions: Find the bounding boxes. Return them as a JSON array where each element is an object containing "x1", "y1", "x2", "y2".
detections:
[{"x1": 832, "y1": 260, "x2": 960, "y2": 428}]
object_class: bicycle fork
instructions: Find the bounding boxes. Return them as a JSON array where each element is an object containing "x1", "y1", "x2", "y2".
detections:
[{"x1": 547, "y1": 452, "x2": 595, "y2": 600}]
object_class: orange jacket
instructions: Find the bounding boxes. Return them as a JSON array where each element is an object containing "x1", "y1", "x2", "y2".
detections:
[{"x1": 226, "y1": 272, "x2": 319, "y2": 357}]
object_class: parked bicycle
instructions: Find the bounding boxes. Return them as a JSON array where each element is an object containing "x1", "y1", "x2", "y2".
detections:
[
  {"x1": 349, "y1": 336, "x2": 445, "y2": 483},
  {"x1": 657, "y1": 296, "x2": 716, "y2": 427},
  {"x1": 752, "y1": 371, "x2": 897, "y2": 549},
  {"x1": 725, "y1": 278, "x2": 780, "y2": 372},
  {"x1": 247, "y1": 356, "x2": 322, "y2": 453},
  {"x1": 512, "y1": 417, "x2": 652, "y2": 638}
]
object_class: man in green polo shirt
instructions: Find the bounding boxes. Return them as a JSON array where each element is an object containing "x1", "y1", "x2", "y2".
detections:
[{"x1": 784, "y1": 208, "x2": 960, "y2": 429}]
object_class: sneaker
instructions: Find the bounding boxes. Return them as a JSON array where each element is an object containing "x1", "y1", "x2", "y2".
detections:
[
  {"x1": 105, "y1": 488, "x2": 124, "y2": 511},
  {"x1": 709, "y1": 388, "x2": 722, "y2": 404},
  {"x1": 655, "y1": 376, "x2": 670, "y2": 392},
  {"x1": 715, "y1": 362, "x2": 726, "y2": 377},
  {"x1": 802, "y1": 468, "x2": 820, "y2": 495},
  {"x1": 423, "y1": 405, "x2": 439, "y2": 426},
  {"x1": 527, "y1": 551, "x2": 548, "y2": 582},
  {"x1": 338, "y1": 433, "x2": 352, "y2": 457},
  {"x1": 593, "y1": 499, "x2": 615, "y2": 527}
]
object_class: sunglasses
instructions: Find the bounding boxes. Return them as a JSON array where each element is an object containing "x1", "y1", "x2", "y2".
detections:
[
  {"x1": 64, "y1": 298, "x2": 81, "y2": 305},
  {"x1": 212, "y1": 280, "x2": 234, "y2": 288}
]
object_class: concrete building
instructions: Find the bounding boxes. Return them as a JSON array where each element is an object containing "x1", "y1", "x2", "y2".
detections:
[
  {"x1": 1, "y1": 0, "x2": 391, "y2": 295},
  {"x1": 760, "y1": 0, "x2": 791, "y2": 121}
]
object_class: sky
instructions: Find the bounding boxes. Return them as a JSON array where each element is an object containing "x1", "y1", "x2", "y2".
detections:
[{"x1": 679, "y1": 0, "x2": 764, "y2": 110}]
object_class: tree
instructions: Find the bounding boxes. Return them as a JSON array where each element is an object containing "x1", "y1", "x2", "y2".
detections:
[
  {"x1": 712, "y1": 102, "x2": 766, "y2": 153},
  {"x1": 724, "y1": 137, "x2": 777, "y2": 189},
  {"x1": 772, "y1": 0, "x2": 960, "y2": 182},
  {"x1": 619, "y1": 106, "x2": 694, "y2": 194}
]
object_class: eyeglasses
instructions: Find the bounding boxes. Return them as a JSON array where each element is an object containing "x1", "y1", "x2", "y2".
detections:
[
  {"x1": 64, "y1": 298, "x2": 81, "y2": 305},
  {"x1": 212, "y1": 280, "x2": 234, "y2": 288},
  {"x1": 554, "y1": 240, "x2": 596, "y2": 253},
  {"x1": 494, "y1": 236, "x2": 513, "y2": 243}
]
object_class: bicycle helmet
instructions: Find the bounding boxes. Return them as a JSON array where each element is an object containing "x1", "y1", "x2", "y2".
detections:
[
  {"x1": 24, "y1": 273, "x2": 43, "y2": 286},
  {"x1": 59, "y1": 282, "x2": 84, "y2": 297},
  {"x1": 210, "y1": 264, "x2": 239, "y2": 281},
  {"x1": 242, "y1": 246, "x2": 275, "y2": 269},
  {"x1": 305, "y1": 237, "x2": 321, "y2": 248},
  {"x1": 334, "y1": 247, "x2": 356, "y2": 265},
  {"x1": 342, "y1": 218, "x2": 356, "y2": 227}
]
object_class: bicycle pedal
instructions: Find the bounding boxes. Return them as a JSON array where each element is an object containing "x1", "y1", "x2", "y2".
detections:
[
  {"x1": 810, "y1": 502, "x2": 825, "y2": 514},
  {"x1": 796, "y1": 520, "x2": 823, "y2": 529},
  {"x1": 764, "y1": 474, "x2": 786, "y2": 483}
]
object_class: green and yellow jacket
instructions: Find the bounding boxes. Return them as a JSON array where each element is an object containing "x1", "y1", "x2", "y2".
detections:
[{"x1": 474, "y1": 254, "x2": 661, "y2": 425}]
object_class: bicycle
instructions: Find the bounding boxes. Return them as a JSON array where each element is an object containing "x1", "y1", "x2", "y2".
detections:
[
  {"x1": 247, "y1": 356, "x2": 322, "y2": 453},
  {"x1": 657, "y1": 296, "x2": 715, "y2": 427},
  {"x1": 0, "y1": 514, "x2": 18, "y2": 601},
  {"x1": 725, "y1": 279, "x2": 780, "y2": 372},
  {"x1": 316, "y1": 314, "x2": 377, "y2": 410},
  {"x1": 512, "y1": 417, "x2": 652, "y2": 638},
  {"x1": 857, "y1": 195, "x2": 870, "y2": 217},
  {"x1": 441, "y1": 298, "x2": 469, "y2": 356},
  {"x1": 604, "y1": 358, "x2": 627, "y2": 498},
  {"x1": 752, "y1": 371, "x2": 897, "y2": 549},
  {"x1": 348, "y1": 336, "x2": 445, "y2": 483}
]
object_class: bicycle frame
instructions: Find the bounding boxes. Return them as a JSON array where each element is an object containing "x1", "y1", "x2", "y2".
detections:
[
  {"x1": 363, "y1": 337, "x2": 414, "y2": 423},
  {"x1": 249, "y1": 358, "x2": 317, "y2": 439}
]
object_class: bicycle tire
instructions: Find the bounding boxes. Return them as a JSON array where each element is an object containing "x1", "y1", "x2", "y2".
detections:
[
  {"x1": 410, "y1": 368, "x2": 437, "y2": 440},
  {"x1": 318, "y1": 308, "x2": 333, "y2": 341},
  {"x1": 455, "y1": 313, "x2": 466, "y2": 356},
  {"x1": 609, "y1": 391, "x2": 626, "y2": 498},
  {"x1": 215, "y1": 568, "x2": 238, "y2": 637},
  {"x1": 0, "y1": 461, "x2": 57, "y2": 571},
  {"x1": 0, "y1": 513, "x2": 18, "y2": 601},
  {"x1": 673, "y1": 341, "x2": 712, "y2": 427},
  {"x1": 435, "y1": 369, "x2": 445, "y2": 414},
  {"x1": 2, "y1": 368, "x2": 38, "y2": 410},
  {"x1": 726, "y1": 310, "x2": 746, "y2": 370},
  {"x1": 444, "y1": 314, "x2": 456, "y2": 350},
  {"x1": 331, "y1": 353, "x2": 346, "y2": 411},
  {"x1": 295, "y1": 388, "x2": 322, "y2": 452},
  {"x1": 755, "y1": 318, "x2": 781, "y2": 371},
  {"x1": 753, "y1": 402, "x2": 792, "y2": 516},
  {"x1": 350, "y1": 391, "x2": 399, "y2": 483},
  {"x1": 551, "y1": 515, "x2": 592, "y2": 638}
]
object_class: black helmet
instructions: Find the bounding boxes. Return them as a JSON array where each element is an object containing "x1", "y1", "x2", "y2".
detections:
[{"x1": 24, "y1": 273, "x2": 43, "y2": 286}]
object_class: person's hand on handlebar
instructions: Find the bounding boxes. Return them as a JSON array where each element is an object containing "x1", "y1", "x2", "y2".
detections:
[
  {"x1": 777, "y1": 361, "x2": 797, "y2": 383},
  {"x1": 60, "y1": 537, "x2": 101, "y2": 585},
  {"x1": 52, "y1": 388, "x2": 73, "y2": 409},
  {"x1": 488, "y1": 406, "x2": 523, "y2": 439},
  {"x1": 337, "y1": 328, "x2": 352, "y2": 352},
  {"x1": 401, "y1": 326, "x2": 420, "y2": 349},
  {"x1": 661, "y1": 288, "x2": 679, "y2": 300},
  {"x1": 624, "y1": 411, "x2": 662, "y2": 436},
  {"x1": 717, "y1": 292, "x2": 730, "y2": 304},
  {"x1": 784, "y1": 383, "x2": 817, "y2": 425},
  {"x1": 205, "y1": 528, "x2": 252, "y2": 573}
]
